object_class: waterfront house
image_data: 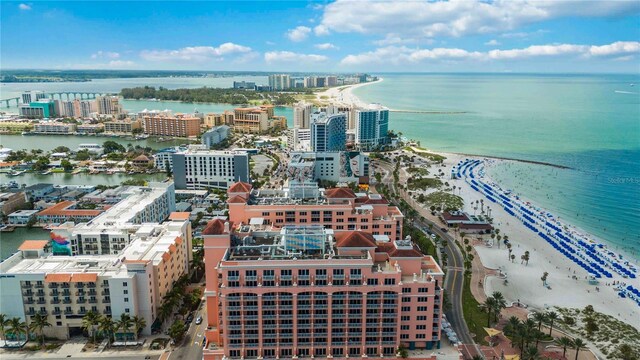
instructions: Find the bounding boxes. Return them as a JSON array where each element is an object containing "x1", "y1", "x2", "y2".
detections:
[{"x1": 8, "y1": 209, "x2": 39, "y2": 225}]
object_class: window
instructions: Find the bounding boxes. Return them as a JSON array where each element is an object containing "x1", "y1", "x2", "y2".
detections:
[
  {"x1": 384, "y1": 278, "x2": 396, "y2": 285},
  {"x1": 122, "y1": 282, "x2": 128, "y2": 286},
  {"x1": 124, "y1": 297, "x2": 129, "y2": 302},
  {"x1": 418, "y1": 287, "x2": 428, "y2": 293},
  {"x1": 123, "y1": 290, "x2": 128, "y2": 295},
  {"x1": 418, "y1": 296, "x2": 428, "y2": 302},
  {"x1": 367, "y1": 278, "x2": 378, "y2": 286},
  {"x1": 416, "y1": 325, "x2": 426, "y2": 330},
  {"x1": 402, "y1": 297, "x2": 411, "y2": 303},
  {"x1": 401, "y1": 306, "x2": 411, "y2": 312},
  {"x1": 417, "y1": 306, "x2": 428, "y2": 312},
  {"x1": 401, "y1": 315, "x2": 410, "y2": 321},
  {"x1": 125, "y1": 308, "x2": 130, "y2": 313}
]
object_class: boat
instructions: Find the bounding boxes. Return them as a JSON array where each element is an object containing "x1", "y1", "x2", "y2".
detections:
[
  {"x1": 21, "y1": 131, "x2": 35, "y2": 136},
  {"x1": 40, "y1": 170, "x2": 52, "y2": 175},
  {"x1": 7, "y1": 170, "x2": 26, "y2": 176}
]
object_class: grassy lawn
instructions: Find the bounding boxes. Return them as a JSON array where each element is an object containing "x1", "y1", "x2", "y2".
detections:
[{"x1": 462, "y1": 276, "x2": 489, "y2": 345}]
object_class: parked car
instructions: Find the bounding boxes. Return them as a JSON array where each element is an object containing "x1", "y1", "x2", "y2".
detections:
[
  {"x1": 186, "y1": 313, "x2": 194, "y2": 323},
  {"x1": 440, "y1": 227, "x2": 448, "y2": 232},
  {"x1": 195, "y1": 316, "x2": 203, "y2": 325}
]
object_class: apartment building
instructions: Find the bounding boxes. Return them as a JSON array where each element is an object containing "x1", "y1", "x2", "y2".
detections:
[
  {"x1": 76, "y1": 123, "x2": 104, "y2": 134},
  {"x1": 233, "y1": 107, "x2": 270, "y2": 134},
  {"x1": 49, "y1": 182, "x2": 176, "y2": 256},
  {"x1": 36, "y1": 200, "x2": 104, "y2": 225},
  {"x1": 225, "y1": 182, "x2": 403, "y2": 240},
  {"x1": 202, "y1": 125, "x2": 230, "y2": 148},
  {"x1": 96, "y1": 96, "x2": 122, "y2": 116},
  {"x1": 0, "y1": 121, "x2": 33, "y2": 132},
  {"x1": 104, "y1": 119, "x2": 142, "y2": 134},
  {"x1": 355, "y1": 104, "x2": 390, "y2": 151},
  {"x1": 268, "y1": 74, "x2": 291, "y2": 90},
  {"x1": 202, "y1": 221, "x2": 444, "y2": 360},
  {"x1": 33, "y1": 122, "x2": 76, "y2": 134},
  {"x1": 286, "y1": 128, "x2": 311, "y2": 151},
  {"x1": 0, "y1": 191, "x2": 26, "y2": 215},
  {"x1": 143, "y1": 113, "x2": 201, "y2": 137},
  {"x1": 171, "y1": 149, "x2": 250, "y2": 190},
  {"x1": 310, "y1": 113, "x2": 347, "y2": 152},
  {"x1": 0, "y1": 216, "x2": 191, "y2": 340},
  {"x1": 294, "y1": 102, "x2": 313, "y2": 129}
]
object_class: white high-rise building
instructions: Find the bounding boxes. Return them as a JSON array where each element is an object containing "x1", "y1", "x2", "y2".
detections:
[
  {"x1": 171, "y1": 149, "x2": 251, "y2": 190},
  {"x1": 21, "y1": 91, "x2": 46, "y2": 104},
  {"x1": 354, "y1": 104, "x2": 390, "y2": 151},
  {"x1": 268, "y1": 74, "x2": 291, "y2": 91},
  {"x1": 293, "y1": 102, "x2": 313, "y2": 129}
]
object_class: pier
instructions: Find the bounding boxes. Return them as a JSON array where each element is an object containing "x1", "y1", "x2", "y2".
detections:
[{"x1": 389, "y1": 109, "x2": 469, "y2": 114}]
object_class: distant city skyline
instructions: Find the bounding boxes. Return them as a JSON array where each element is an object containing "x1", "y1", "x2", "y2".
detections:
[{"x1": 1, "y1": 1, "x2": 639, "y2": 73}]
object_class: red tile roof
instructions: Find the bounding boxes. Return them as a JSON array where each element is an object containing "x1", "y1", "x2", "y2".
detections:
[
  {"x1": 70, "y1": 273, "x2": 97, "y2": 283},
  {"x1": 45, "y1": 273, "x2": 72, "y2": 283},
  {"x1": 202, "y1": 219, "x2": 226, "y2": 235},
  {"x1": 228, "y1": 182, "x2": 252, "y2": 193},
  {"x1": 354, "y1": 196, "x2": 389, "y2": 205},
  {"x1": 227, "y1": 195, "x2": 247, "y2": 204},
  {"x1": 376, "y1": 242, "x2": 424, "y2": 258},
  {"x1": 324, "y1": 188, "x2": 356, "y2": 199},
  {"x1": 37, "y1": 201, "x2": 103, "y2": 217},
  {"x1": 18, "y1": 240, "x2": 49, "y2": 251},
  {"x1": 335, "y1": 231, "x2": 376, "y2": 248},
  {"x1": 169, "y1": 212, "x2": 190, "y2": 220},
  {"x1": 441, "y1": 211, "x2": 470, "y2": 221}
]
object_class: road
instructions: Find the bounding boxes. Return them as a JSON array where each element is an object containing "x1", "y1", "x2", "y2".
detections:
[
  {"x1": 168, "y1": 299, "x2": 207, "y2": 360},
  {"x1": 373, "y1": 160, "x2": 475, "y2": 344}
]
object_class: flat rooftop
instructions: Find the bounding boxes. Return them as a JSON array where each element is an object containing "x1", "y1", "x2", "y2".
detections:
[{"x1": 2, "y1": 221, "x2": 186, "y2": 277}]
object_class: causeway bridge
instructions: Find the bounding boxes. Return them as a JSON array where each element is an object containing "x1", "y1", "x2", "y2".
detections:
[{"x1": 1, "y1": 92, "x2": 118, "y2": 107}]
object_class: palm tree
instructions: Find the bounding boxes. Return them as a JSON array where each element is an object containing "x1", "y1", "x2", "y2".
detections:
[
  {"x1": 7, "y1": 317, "x2": 27, "y2": 342},
  {"x1": 0, "y1": 314, "x2": 8, "y2": 341},
  {"x1": 82, "y1": 311, "x2": 100, "y2": 344},
  {"x1": 29, "y1": 313, "x2": 51, "y2": 347},
  {"x1": 505, "y1": 316, "x2": 521, "y2": 336},
  {"x1": 522, "y1": 345, "x2": 542, "y2": 360},
  {"x1": 116, "y1": 314, "x2": 133, "y2": 342},
  {"x1": 491, "y1": 292, "x2": 507, "y2": 322},
  {"x1": 546, "y1": 311, "x2": 560, "y2": 336},
  {"x1": 481, "y1": 297, "x2": 498, "y2": 327},
  {"x1": 190, "y1": 249, "x2": 204, "y2": 280},
  {"x1": 132, "y1": 316, "x2": 146, "y2": 340},
  {"x1": 573, "y1": 338, "x2": 587, "y2": 360},
  {"x1": 158, "y1": 302, "x2": 173, "y2": 324},
  {"x1": 554, "y1": 336, "x2": 574, "y2": 358},
  {"x1": 532, "y1": 312, "x2": 547, "y2": 332},
  {"x1": 98, "y1": 316, "x2": 115, "y2": 348}
]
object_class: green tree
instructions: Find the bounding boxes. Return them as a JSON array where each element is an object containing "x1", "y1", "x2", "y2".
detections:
[
  {"x1": 523, "y1": 345, "x2": 542, "y2": 360},
  {"x1": 103, "y1": 140, "x2": 126, "y2": 154},
  {"x1": 573, "y1": 338, "x2": 587, "y2": 360},
  {"x1": 29, "y1": 313, "x2": 51, "y2": 347},
  {"x1": 617, "y1": 343, "x2": 637, "y2": 360},
  {"x1": 116, "y1": 314, "x2": 133, "y2": 342},
  {"x1": 545, "y1": 311, "x2": 560, "y2": 336},
  {"x1": 0, "y1": 314, "x2": 7, "y2": 341},
  {"x1": 61, "y1": 159, "x2": 74, "y2": 172},
  {"x1": 532, "y1": 312, "x2": 547, "y2": 332},
  {"x1": 168, "y1": 320, "x2": 186, "y2": 343},
  {"x1": 75, "y1": 149, "x2": 91, "y2": 161},
  {"x1": 32, "y1": 156, "x2": 50, "y2": 171},
  {"x1": 132, "y1": 316, "x2": 146, "y2": 340},
  {"x1": 82, "y1": 311, "x2": 100, "y2": 344},
  {"x1": 480, "y1": 297, "x2": 498, "y2": 327},
  {"x1": 53, "y1": 146, "x2": 71, "y2": 153},
  {"x1": 491, "y1": 292, "x2": 507, "y2": 322},
  {"x1": 98, "y1": 316, "x2": 116, "y2": 348},
  {"x1": 555, "y1": 337, "x2": 574, "y2": 359},
  {"x1": 7, "y1": 317, "x2": 27, "y2": 342}
]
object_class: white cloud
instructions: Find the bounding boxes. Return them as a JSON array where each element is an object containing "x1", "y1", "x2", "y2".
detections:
[
  {"x1": 18, "y1": 3, "x2": 31, "y2": 10},
  {"x1": 501, "y1": 29, "x2": 549, "y2": 39},
  {"x1": 265, "y1": 41, "x2": 276, "y2": 46},
  {"x1": 286, "y1": 26, "x2": 311, "y2": 42},
  {"x1": 340, "y1": 41, "x2": 640, "y2": 65},
  {"x1": 314, "y1": 43, "x2": 339, "y2": 50},
  {"x1": 589, "y1": 41, "x2": 640, "y2": 57},
  {"x1": 91, "y1": 51, "x2": 120, "y2": 59},
  {"x1": 373, "y1": 34, "x2": 434, "y2": 46},
  {"x1": 140, "y1": 43, "x2": 252, "y2": 62},
  {"x1": 317, "y1": 0, "x2": 639, "y2": 40},
  {"x1": 264, "y1": 51, "x2": 328, "y2": 64},
  {"x1": 484, "y1": 39, "x2": 501, "y2": 46}
]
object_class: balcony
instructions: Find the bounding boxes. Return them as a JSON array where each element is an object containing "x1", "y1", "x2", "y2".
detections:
[
  {"x1": 22, "y1": 291, "x2": 33, "y2": 297},
  {"x1": 25, "y1": 299, "x2": 35, "y2": 304},
  {"x1": 50, "y1": 298, "x2": 60, "y2": 304},
  {"x1": 89, "y1": 298, "x2": 98, "y2": 304},
  {"x1": 48, "y1": 283, "x2": 58, "y2": 289},
  {"x1": 77, "y1": 298, "x2": 87, "y2": 304},
  {"x1": 62, "y1": 290, "x2": 71, "y2": 296},
  {"x1": 34, "y1": 283, "x2": 44, "y2": 288},
  {"x1": 102, "y1": 297, "x2": 111, "y2": 303},
  {"x1": 88, "y1": 290, "x2": 97, "y2": 296},
  {"x1": 64, "y1": 309, "x2": 74, "y2": 315},
  {"x1": 103, "y1": 309, "x2": 112, "y2": 315},
  {"x1": 87, "y1": 283, "x2": 96, "y2": 288},
  {"x1": 21, "y1": 283, "x2": 32, "y2": 289},
  {"x1": 101, "y1": 290, "x2": 110, "y2": 295},
  {"x1": 49, "y1": 291, "x2": 60, "y2": 296},
  {"x1": 38, "y1": 310, "x2": 48, "y2": 315},
  {"x1": 37, "y1": 299, "x2": 46, "y2": 304},
  {"x1": 63, "y1": 299, "x2": 72, "y2": 304},
  {"x1": 51, "y1": 309, "x2": 61, "y2": 315},
  {"x1": 61, "y1": 284, "x2": 70, "y2": 288},
  {"x1": 26, "y1": 309, "x2": 36, "y2": 315}
]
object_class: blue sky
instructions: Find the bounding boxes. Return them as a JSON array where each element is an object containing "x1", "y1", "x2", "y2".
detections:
[{"x1": 1, "y1": 1, "x2": 639, "y2": 73}]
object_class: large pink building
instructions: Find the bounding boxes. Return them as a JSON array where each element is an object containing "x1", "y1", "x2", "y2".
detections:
[
  {"x1": 226, "y1": 182, "x2": 404, "y2": 241},
  {"x1": 202, "y1": 184, "x2": 444, "y2": 360}
]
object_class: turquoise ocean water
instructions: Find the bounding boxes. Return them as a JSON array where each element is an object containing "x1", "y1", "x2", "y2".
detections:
[{"x1": 353, "y1": 73, "x2": 640, "y2": 258}]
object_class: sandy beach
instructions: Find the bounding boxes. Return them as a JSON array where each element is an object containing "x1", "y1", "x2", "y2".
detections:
[
  {"x1": 438, "y1": 152, "x2": 640, "y2": 328},
  {"x1": 315, "y1": 78, "x2": 383, "y2": 107}
]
